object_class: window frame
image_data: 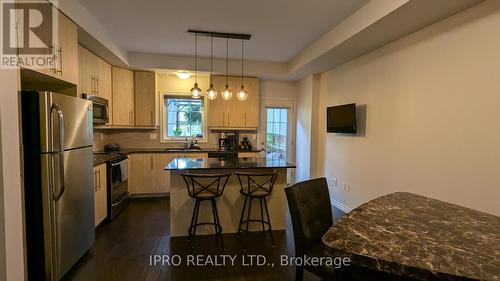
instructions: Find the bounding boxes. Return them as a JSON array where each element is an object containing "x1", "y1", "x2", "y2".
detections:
[{"x1": 160, "y1": 93, "x2": 208, "y2": 143}]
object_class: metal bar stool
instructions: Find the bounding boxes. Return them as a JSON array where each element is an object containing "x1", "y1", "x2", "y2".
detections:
[
  {"x1": 235, "y1": 170, "x2": 279, "y2": 246},
  {"x1": 181, "y1": 172, "x2": 231, "y2": 240}
]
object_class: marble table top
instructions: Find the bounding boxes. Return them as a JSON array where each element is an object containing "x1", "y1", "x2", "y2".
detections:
[{"x1": 322, "y1": 192, "x2": 500, "y2": 280}]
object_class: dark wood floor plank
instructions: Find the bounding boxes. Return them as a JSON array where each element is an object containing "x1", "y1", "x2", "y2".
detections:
[{"x1": 62, "y1": 197, "x2": 345, "y2": 281}]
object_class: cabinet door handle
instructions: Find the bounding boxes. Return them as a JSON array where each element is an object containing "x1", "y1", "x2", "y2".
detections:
[
  {"x1": 150, "y1": 110, "x2": 153, "y2": 125},
  {"x1": 93, "y1": 171, "x2": 97, "y2": 191},
  {"x1": 97, "y1": 169, "x2": 101, "y2": 190},
  {"x1": 50, "y1": 42, "x2": 56, "y2": 73},
  {"x1": 56, "y1": 46, "x2": 62, "y2": 75},
  {"x1": 96, "y1": 77, "x2": 99, "y2": 94},
  {"x1": 91, "y1": 76, "x2": 95, "y2": 94}
]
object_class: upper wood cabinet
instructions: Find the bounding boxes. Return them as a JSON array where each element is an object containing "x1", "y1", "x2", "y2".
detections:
[
  {"x1": 78, "y1": 45, "x2": 113, "y2": 123},
  {"x1": 134, "y1": 71, "x2": 157, "y2": 126},
  {"x1": 112, "y1": 67, "x2": 135, "y2": 125},
  {"x1": 23, "y1": 9, "x2": 78, "y2": 85},
  {"x1": 57, "y1": 12, "x2": 78, "y2": 85},
  {"x1": 209, "y1": 75, "x2": 260, "y2": 130}
]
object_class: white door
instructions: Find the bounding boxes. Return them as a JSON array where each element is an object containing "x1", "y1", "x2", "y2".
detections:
[{"x1": 260, "y1": 100, "x2": 296, "y2": 184}]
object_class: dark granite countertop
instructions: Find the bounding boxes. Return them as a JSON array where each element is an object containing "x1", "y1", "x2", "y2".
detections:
[
  {"x1": 94, "y1": 147, "x2": 263, "y2": 155},
  {"x1": 164, "y1": 157, "x2": 296, "y2": 170},
  {"x1": 322, "y1": 192, "x2": 500, "y2": 280}
]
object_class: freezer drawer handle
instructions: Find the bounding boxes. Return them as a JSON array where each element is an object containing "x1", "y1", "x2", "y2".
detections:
[{"x1": 50, "y1": 103, "x2": 65, "y2": 201}]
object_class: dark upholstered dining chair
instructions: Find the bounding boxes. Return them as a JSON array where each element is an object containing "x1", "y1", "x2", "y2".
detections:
[{"x1": 285, "y1": 177, "x2": 340, "y2": 281}]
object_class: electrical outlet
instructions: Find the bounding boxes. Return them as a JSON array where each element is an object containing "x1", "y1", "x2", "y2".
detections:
[
  {"x1": 150, "y1": 133, "x2": 157, "y2": 140},
  {"x1": 332, "y1": 178, "x2": 338, "y2": 187}
]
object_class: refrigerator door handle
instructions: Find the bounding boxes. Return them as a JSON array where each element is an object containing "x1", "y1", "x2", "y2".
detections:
[{"x1": 50, "y1": 103, "x2": 65, "y2": 201}]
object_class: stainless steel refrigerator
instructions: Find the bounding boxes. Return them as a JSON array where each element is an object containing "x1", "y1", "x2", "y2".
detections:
[{"x1": 21, "y1": 91, "x2": 95, "y2": 281}]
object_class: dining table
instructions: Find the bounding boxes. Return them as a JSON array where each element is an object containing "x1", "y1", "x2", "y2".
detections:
[{"x1": 322, "y1": 192, "x2": 500, "y2": 280}]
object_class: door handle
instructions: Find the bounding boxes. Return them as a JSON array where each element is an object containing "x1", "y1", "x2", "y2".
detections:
[
  {"x1": 50, "y1": 103, "x2": 65, "y2": 201},
  {"x1": 91, "y1": 76, "x2": 95, "y2": 94},
  {"x1": 150, "y1": 110, "x2": 153, "y2": 125}
]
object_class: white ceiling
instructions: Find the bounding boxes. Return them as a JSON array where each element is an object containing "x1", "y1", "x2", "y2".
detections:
[{"x1": 76, "y1": 0, "x2": 368, "y2": 63}]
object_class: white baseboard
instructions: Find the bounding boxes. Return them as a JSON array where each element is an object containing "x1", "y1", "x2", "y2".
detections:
[{"x1": 331, "y1": 198, "x2": 352, "y2": 213}]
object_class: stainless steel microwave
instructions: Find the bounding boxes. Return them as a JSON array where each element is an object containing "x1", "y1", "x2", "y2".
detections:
[{"x1": 82, "y1": 94, "x2": 109, "y2": 124}]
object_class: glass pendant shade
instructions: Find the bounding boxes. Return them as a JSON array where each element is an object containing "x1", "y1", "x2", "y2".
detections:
[
  {"x1": 206, "y1": 84, "x2": 217, "y2": 100},
  {"x1": 237, "y1": 85, "x2": 248, "y2": 101},
  {"x1": 190, "y1": 83, "x2": 202, "y2": 99},
  {"x1": 221, "y1": 84, "x2": 233, "y2": 101}
]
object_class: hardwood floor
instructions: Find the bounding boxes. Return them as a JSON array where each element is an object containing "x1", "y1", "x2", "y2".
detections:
[{"x1": 63, "y1": 197, "x2": 345, "y2": 281}]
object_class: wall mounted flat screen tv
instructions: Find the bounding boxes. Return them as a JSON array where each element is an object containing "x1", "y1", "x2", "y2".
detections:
[{"x1": 327, "y1": 103, "x2": 357, "y2": 134}]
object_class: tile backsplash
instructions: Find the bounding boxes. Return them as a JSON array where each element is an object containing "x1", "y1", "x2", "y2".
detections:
[{"x1": 93, "y1": 129, "x2": 259, "y2": 151}]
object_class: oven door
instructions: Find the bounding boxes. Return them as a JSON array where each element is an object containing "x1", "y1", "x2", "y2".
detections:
[{"x1": 109, "y1": 159, "x2": 128, "y2": 202}]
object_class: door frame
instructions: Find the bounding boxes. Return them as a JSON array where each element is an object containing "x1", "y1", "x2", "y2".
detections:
[{"x1": 260, "y1": 98, "x2": 296, "y2": 183}]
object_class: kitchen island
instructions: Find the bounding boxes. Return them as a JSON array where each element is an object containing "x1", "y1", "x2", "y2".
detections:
[{"x1": 165, "y1": 157, "x2": 296, "y2": 237}]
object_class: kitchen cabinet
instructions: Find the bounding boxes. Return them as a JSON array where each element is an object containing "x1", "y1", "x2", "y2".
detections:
[
  {"x1": 24, "y1": 9, "x2": 78, "y2": 85},
  {"x1": 134, "y1": 71, "x2": 157, "y2": 126},
  {"x1": 93, "y1": 163, "x2": 107, "y2": 227},
  {"x1": 128, "y1": 153, "x2": 208, "y2": 195},
  {"x1": 209, "y1": 75, "x2": 260, "y2": 130},
  {"x1": 79, "y1": 45, "x2": 113, "y2": 123},
  {"x1": 112, "y1": 67, "x2": 135, "y2": 125},
  {"x1": 238, "y1": 151, "x2": 263, "y2": 158},
  {"x1": 54, "y1": 11, "x2": 78, "y2": 84}
]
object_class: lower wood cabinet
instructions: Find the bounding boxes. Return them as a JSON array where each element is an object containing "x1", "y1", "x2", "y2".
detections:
[
  {"x1": 93, "y1": 163, "x2": 107, "y2": 227},
  {"x1": 128, "y1": 153, "x2": 208, "y2": 196},
  {"x1": 238, "y1": 151, "x2": 264, "y2": 158}
]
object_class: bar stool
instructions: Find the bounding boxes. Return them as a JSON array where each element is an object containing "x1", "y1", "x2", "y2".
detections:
[
  {"x1": 181, "y1": 172, "x2": 231, "y2": 239},
  {"x1": 235, "y1": 170, "x2": 279, "y2": 245}
]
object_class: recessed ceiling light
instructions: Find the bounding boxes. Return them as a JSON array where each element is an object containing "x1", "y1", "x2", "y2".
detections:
[{"x1": 175, "y1": 71, "x2": 191, "y2": 80}]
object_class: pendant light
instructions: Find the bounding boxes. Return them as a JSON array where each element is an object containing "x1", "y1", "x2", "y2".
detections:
[
  {"x1": 190, "y1": 33, "x2": 202, "y2": 99},
  {"x1": 237, "y1": 39, "x2": 248, "y2": 101},
  {"x1": 221, "y1": 36, "x2": 233, "y2": 101},
  {"x1": 206, "y1": 35, "x2": 217, "y2": 100}
]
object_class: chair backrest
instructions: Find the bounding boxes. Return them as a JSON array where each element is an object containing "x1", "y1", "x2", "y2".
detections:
[
  {"x1": 181, "y1": 173, "x2": 231, "y2": 198},
  {"x1": 234, "y1": 170, "x2": 279, "y2": 196},
  {"x1": 285, "y1": 177, "x2": 333, "y2": 256}
]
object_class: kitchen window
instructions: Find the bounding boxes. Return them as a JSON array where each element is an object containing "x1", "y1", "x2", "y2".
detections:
[{"x1": 161, "y1": 94, "x2": 207, "y2": 142}]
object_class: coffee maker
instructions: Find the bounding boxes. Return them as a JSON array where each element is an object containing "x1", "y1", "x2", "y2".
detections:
[{"x1": 219, "y1": 132, "x2": 236, "y2": 151}]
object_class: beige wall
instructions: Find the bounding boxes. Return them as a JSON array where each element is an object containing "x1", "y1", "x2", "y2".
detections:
[
  {"x1": 260, "y1": 80, "x2": 297, "y2": 100},
  {"x1": 0, "y1": 69, "x2": 25, "y2": 280},
  {"x1": 296, "y1": 74, "x2": 320, "y2": 182},
  {"x1": 315, "y1": 0, "x2": 500, "y2": 215}
]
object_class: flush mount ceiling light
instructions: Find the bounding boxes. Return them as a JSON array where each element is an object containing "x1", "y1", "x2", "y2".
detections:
[
  {"x1": 175, "y1": 71, "x2": 191, "y2": 80},
  {"x1": 221, "y1": 36, "x2": 232, "y2": 101},
  {"x1": 206, "y1": 35, "x2": 217, "y2": 101},
  {"x1": 237, "y1": 39, "x2": 248, "y2": 101},
  {"x1": 190, "y1": 33, "x2": 202, "y2": 99}
]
